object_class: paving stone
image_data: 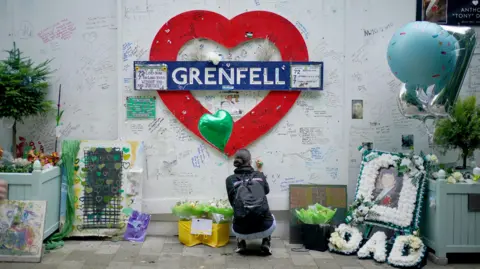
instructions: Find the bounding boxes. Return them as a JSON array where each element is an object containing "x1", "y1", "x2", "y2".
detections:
[
  {"x1": 64, "y1": 250, "x2": 98, "y2": 262},
  {"x1": 182, "y1": 245, "x2": 205, "y2": 257},
  {"x1": 292, "y1": 254, "x2": 316, "y2": 266},
  {"x1": 56, "y1": 261, "x2": 85, "y2": 269},
  {"x1": 271, "y1": 248, "x2": 290, "y2": 258},
  {"x1": 162, "y1": 243, "x2": 184, "y2": 254},
  {"x1": 332, "y1": 254, "x2": 362, "y2": 267},
  {"x1": 41, "y1": 251, "x2": 68, "y2": 264},
  {"x1": 95, "y1": 244, "x2": 120, "y2": 255},
  {"x1": 78, "y1": 241, "x2": 104, "y2": 250},
  {"x1": 142, "y1": 236, "x2": 165, "y2": 249},
  {"x1": 271, "y1": 239, "x2": 285, "y2": 248},
  {"x1": 203, "y1": 254, "x2": 226, "y2": 265},
  {"x1": 357, "y1": 259, "x2": 386, "y2": 269},
  {"x1": 341, "y1": 266, "x2": 365, "y2": 269},
  {"x1": 83, "y1": 254, "x2": 115, "y2": 266},
  {"x1": 80, "y1": 266, "x2": 107, "y2": 269},
  {"x1": 112, "y1": 246, "x2": 141, "y2": 262},
  {"x1": 106, "y1": 261, "x2": 133, "y2": 269},
  {"x1": 133, "y1": 254, "x2": 160, "y2": 266},
  {"x1": 315, "y1": 259, "x2": 342, "y2": 269},
  {"x1": 309, "y1": 250, "x2": 334, "y2": 259}
]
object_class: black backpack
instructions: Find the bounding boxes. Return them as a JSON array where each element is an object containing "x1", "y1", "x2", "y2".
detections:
[{"x1": 233, "y1": 173, "x2": 269, "y2": 220}]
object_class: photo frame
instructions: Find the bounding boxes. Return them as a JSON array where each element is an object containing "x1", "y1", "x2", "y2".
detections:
[{"x1": 354, "y1": 150, "x2": 427, "y2": 232}]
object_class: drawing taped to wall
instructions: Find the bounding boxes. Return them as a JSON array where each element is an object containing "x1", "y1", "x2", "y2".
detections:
[
  {"x1": 82, "y1": 147, "x2": 123, "y2": 229},
  {"x1": 63, "y1": 140, "x2": 145, "y2": 237},
  {"x1": 0, "y1": 200, "x2": 46, "y2": 263}
]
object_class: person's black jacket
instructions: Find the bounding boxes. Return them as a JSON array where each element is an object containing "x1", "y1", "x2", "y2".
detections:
[{"x1": 225, "y1": 165, "x2": 274, "y2": 235}]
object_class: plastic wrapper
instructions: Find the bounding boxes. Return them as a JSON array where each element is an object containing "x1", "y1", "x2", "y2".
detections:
[
  {"x1": 296, "y1": 203, "x2": 336, "y2": 224},
  {"x1": 172, "y1": 199, "x2": 233, "y2": 223},
  {"x1": 123, "y1": 210, "x2": 151, "y2": 242}
]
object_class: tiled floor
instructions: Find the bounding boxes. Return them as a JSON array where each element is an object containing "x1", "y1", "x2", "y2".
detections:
[{"x1": 1, "y1": 237, "x2": 479, "y2": 269}]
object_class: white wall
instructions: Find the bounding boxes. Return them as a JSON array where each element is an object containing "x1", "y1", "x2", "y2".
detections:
[{"x1": 1, "y1": 0, "x2": 479, "y2": 215}]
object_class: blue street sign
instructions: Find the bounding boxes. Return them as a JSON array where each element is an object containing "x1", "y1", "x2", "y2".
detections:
[{"x1": 133, "y1": 61, "x2": 323, "y2": 91}]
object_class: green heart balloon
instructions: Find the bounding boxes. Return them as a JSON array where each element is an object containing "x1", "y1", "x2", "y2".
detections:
[{"x1": 198, "y1": 110, "x2": 233, "y2": 151}]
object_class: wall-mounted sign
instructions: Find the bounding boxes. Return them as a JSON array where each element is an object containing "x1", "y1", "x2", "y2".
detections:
[
  {"x1": 126, "y1": 96, "x2": 156, "y2": 119},
  {"x1": 133, "y1": 61, "x2": 323, "y2": 91},
  {"x1": 417, "y1": 0, "x2": 480, "y2": 26}
]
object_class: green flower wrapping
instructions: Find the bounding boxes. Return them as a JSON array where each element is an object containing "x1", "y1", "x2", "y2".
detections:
[
  {"x1": 295, "y1": 204, "x2": 337, "y2": 224},
  {"x1": 172, "y1": 199, "x2": 233, "y2": 223}
]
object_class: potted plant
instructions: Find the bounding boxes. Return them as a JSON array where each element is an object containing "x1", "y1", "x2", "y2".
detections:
[
  {"x1": 0, "y1": 43, "x2": 61, "y2": 239},
  {"x1": 0, "y1": 42, "x2": 54, "y2": 152},
  {"x1": 433, "y1": 96, "x2": 480, "y2": 170}
]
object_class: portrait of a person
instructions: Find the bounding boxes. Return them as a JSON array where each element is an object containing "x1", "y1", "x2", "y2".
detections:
[
  {"x1": 352, "y1": 100, "x2": 363, "y2": 119},
  {"x1": 371, "y1": 168, "x2": 403, "y2": 208},
  {"x1": 423, "y1": 0, "x2": 447, "y2": 23}
]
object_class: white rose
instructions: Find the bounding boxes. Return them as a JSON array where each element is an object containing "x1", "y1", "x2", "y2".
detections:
[
  {"x1": 447, "y1": 176, "x2": 456, "y2": 184},
  {"x1": 410, "y1": 240, "x2": 421, "y2": 250},
  {"x1": 400, "y1": 158, "x2": 412, "y2": 167},
  {"x1": 453, "y1": 172, "x2": 463, "y2": 181}
]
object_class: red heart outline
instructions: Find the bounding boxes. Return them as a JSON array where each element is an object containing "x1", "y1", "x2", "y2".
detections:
[{"x1": 150, "y1": 10, "x2": 308, "y2": 156}]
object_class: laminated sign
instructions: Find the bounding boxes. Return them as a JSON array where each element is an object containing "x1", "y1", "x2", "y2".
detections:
[{"x1": 190, "y1": 218, "x2": 213, "y2": 235}]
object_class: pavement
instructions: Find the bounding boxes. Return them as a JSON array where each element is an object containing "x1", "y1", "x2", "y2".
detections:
[{"x1": 1, "y1": 237, "x2": 479, "y2": 269}]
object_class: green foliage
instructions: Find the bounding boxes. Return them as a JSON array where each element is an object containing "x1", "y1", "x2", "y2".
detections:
[
  {"x1": 434, "y1": 96, "x2": 480, "y2": 168},
  {"x1": 0, "y1": 43, "x2": 54, "y2": 122}
]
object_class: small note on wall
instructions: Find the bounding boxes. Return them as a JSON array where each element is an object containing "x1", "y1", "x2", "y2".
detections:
[
  {"x1": 190, "y1": 218, "x2": 213, "y2": 235},
  {"x1": 126, "y1": 96, "x2": 156, "y2": 119},
  {"x1": 290, "y1": 64, "x2": 323, "y2": 89},
  {"x1": 134, "y1": 63, "x2": 168, "y2": 91}
]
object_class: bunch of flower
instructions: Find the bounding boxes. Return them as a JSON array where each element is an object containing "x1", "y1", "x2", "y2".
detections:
[
  {"x1": 399, "y1": 235, "x2": 423, "y2": 251},
  {"x1": 328, "y1": 224, "x2": 363, "y2": 254},
  {"x1": 447, "y1": 171, "x2": 465, "y2": 184},
  {"x1": 346, "y1": 195, "x2": 378, "y2": 225},
  {"x1": 172, "y1": 198, "x2": 233, "y2": 223}
]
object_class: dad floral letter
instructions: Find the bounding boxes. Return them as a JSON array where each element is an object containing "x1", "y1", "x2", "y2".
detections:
[{"x1": 357, "y1": 231, "x2": 388, "y2": 262}]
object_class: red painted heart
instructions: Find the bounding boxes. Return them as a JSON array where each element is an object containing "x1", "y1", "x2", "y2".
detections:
[{"x1": 149, "y1": 10, "x2": 308, "y2": 156}]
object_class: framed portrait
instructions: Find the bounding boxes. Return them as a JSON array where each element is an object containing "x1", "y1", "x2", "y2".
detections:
[{"x1": 354, "y1": 150, "x2": 427, "y2": 232}]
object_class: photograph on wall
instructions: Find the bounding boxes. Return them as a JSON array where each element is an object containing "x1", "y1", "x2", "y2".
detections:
[
  {"x1": 417, "y1": 0, "x2": 480, "y2": 26},
  {"x1": 401, "y1": 135, "x2": 414, "y2": 150},
  {"x1": 352, "y1": 100, "x2": 364, "y2": 119}
]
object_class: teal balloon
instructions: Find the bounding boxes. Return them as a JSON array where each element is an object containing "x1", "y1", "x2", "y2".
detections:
[
  {"x1": 198, "y1": 110, "x2": 233, "y2": 151},
  {"x1": 387, "y1": 21, "x2": 458, "y2": 87}
]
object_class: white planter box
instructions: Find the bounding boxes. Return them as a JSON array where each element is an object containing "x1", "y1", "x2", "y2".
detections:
[
  {"x1": 1, "y1": 167, "x2": 61, "y2": 239},
  {"x1": 421, "y1": 179, "x2": 480, "y2": 264}
]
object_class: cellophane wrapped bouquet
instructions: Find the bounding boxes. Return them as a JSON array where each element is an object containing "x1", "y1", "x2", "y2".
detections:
[
  {"x1": 172, "y1": 198, "x2": 233, "y2": 224},
  {"x1": 295, "y1": 203, "x2": 337, "y2": 224}
]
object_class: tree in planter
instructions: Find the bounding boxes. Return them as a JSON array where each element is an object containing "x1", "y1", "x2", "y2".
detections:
[
  {"x1": 434, "y1": 96, "x2": 480, "y2": 169},
  {"x1": 0, "y1": 43, "x2": 54, "y2": 155}
]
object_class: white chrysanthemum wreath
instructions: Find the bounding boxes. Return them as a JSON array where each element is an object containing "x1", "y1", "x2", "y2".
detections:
[
  {"x1": 357, "y1": 231, "x2": 388, "y2": 262},
  {"x1": 328, "y1": 224, "x2": 363, "y2": 255},
  {"x1": 388, "y1": 235, "x2": 426, "y2": 268},
  {"x1": 355, "y1": 152, "x2": 425, "y2": 229}
]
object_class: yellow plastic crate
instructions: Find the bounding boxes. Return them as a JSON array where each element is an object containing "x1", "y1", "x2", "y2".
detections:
[{"x1": 178, "y1": 220, "x2": 230, "y2": 248}]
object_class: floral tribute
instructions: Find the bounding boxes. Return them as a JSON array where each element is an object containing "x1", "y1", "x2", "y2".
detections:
[
  {"x1": 0, "y1": 145, "x2": 60, "y2": 173},
  {"x1": 327, "y1": 147, "x2": 429, "y2": 268},
  {"x1": 352, "y1": 148, "x2": 436, "y2": 232},
  {"x1": 328, "y1": 224, "x2": 363, "y2": 254},
  {"x1": 388, "y1": 234, "x2": 427, "y2": 268}
]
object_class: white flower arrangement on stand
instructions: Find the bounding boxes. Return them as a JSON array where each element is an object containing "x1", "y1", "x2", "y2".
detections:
[
  {"x1": 388, "y1": 234, "x2": 426, "y2": 268},
  {"x1": 355, "y1": 151, "x2": 427, "y2": 230},
  {"x1": 328, "y1": 224, "x2": 363, "y2": 255},
  {"x1": 357, "y1": 231, "x2": 388, "y2": 262}
]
